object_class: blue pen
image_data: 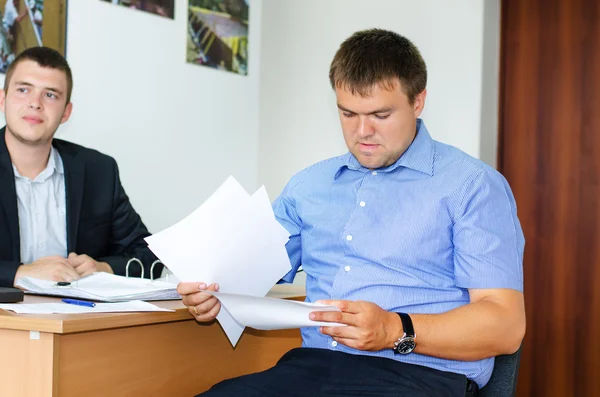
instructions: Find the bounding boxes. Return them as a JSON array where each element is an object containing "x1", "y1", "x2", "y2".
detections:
[{"x1": 62, "y1": 298, "x2": 96, "y2": 308}]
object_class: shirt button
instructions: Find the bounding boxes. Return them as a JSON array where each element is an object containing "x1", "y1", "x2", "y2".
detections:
[
  {"x1": 344, "y1": 266, "x2": 351, "y2": 272},
  {"x1": 331, "y1": 341, "x2": 338, "y2": 347},
  {"x1": 359, "y1": 201, "x2": 366, "y2": 207},
  {"x1": 346, "y1": 235, "x2": 353, "y2": 241},
  {"x1": 371, "y1": 171, "x2": 378, "y2": 176}
]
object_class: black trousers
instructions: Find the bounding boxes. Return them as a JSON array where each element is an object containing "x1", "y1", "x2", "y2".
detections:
[{"x1": 198, "y1": 348, "x2": 476, "y2": 397}]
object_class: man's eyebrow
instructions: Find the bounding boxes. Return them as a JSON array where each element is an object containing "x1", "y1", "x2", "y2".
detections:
[
  {"x1": 13, "y1": 81, "x2": 33, "y2": 87},
  {"x1": 45, "y1": 87, "x2": 64, "y2": 95},
  {"x1": 337, "y1": 104, "x2": 393, "y2": 114},
  {"x1": 337, "y1": 104, "x2": 354, "y2": 113},
  {"x1": 366, "y1": 107, "x2": 393, "y2": 115}
]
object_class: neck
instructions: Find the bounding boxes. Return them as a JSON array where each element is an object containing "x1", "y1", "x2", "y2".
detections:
[{"x1": 4, "y1": 129, "x2": 52, "y2": 179}]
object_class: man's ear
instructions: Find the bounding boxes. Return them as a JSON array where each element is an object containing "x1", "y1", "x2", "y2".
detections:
[
  {"x1": 0, "y1": 89, "x2": 6, "y2": 113},
  {"x1": 61, "y1": 102, "x2": 73, "y2": 124},
  {"x1": 413, "y1": 89, "x2": 427, "y2": 118}
]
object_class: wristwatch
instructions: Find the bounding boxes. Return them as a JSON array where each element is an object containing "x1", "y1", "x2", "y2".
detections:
[{"x1": 393, "y1": 312, "x2": 416, "y2": 355}]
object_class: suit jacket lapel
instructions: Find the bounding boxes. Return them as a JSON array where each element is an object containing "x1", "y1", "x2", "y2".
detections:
[
  {"x1": 55, "y1": 142, "x2": 85, "y2": 253},
  {"x1": 0, "y1": 128, "x2": 19, "y2": 257}
]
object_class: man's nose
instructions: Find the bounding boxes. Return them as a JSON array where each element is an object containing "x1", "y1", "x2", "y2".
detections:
[
  {"x1": 28, "y1": 97, "x2": 42, "y2": 110},
  {"x1": 357, "y1": 116, "x2": 375, "y2": 137}
]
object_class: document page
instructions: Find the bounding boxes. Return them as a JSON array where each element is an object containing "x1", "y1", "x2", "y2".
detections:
[
  {"x1": 146, "y1": 176, "x2": 298, "y2": 345},
  {"x1": 0, "y1": 300, "x2": 174, "y2": 314},
  {"x1": 208, "y1": 291, "x2": 345, "y2": 330},
  {"x1": 15, "y1": 273, "x2": 180, "y2": 302}
]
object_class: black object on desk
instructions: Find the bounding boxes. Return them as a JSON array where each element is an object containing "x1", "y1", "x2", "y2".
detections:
[{"x1": 0, "y1": 287, "x2": 24, "y2": 303}]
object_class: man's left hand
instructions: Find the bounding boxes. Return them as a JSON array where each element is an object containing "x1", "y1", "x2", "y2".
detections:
[
  {"x1": 68, "y1": 253, "x2": 114, "y2": 277},
  {"x1": 310, "y1": 300, "x2": 402, "y2": 352}
]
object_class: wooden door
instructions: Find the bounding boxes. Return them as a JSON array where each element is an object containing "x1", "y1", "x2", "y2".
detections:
[{"x1": 499, "y1": 0, "x2": 600, "y2": 395}]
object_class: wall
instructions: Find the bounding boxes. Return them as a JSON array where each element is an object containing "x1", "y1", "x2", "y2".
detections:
[
  {"x1": 0, "y1": 0, "x2": 501, "y2": 231},
  {"x1": 1, "y1": 0, "x2": 263, "y2": 233},
  {"x1": 257, "y1": 0, "x2": 501, "y2": 196}
]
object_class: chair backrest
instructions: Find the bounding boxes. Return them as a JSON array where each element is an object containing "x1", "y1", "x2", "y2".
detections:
[{"x1": 478, "y1": 347, "x2": 522, "y2": 397}]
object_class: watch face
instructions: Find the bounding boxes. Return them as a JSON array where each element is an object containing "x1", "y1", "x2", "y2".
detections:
[{"x1": 395, "y1": 337, "x2": 416, "y2": 355}]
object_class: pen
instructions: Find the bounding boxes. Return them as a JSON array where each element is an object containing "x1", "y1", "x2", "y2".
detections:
[{"x1": 61, "y1": 298, "x2": 96, "y2": 308}]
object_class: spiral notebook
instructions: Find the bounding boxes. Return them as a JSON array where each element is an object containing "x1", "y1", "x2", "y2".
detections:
[{"x1": 15, "y1": 272, "x2": 180, "y2": 302}]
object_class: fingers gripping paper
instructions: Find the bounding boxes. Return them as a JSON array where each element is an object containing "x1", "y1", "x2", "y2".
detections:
[{"x1": 146, "y1": 177, "x2": 303, "y2": 345}]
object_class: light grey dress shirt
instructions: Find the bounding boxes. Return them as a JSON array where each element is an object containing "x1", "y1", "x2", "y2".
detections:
[{"x1": 13, "y1": 146, "x2": 68, "y2": 264}]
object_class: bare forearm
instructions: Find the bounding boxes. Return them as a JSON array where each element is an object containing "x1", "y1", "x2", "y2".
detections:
[
  {"x1": 315, "y1": 290, "x2": 525, "y2": 361},
  {"x1": 410, "y1": 294, "x2": 525, "y2": 361}
]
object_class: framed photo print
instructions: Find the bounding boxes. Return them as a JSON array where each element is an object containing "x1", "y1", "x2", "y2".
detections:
[{"x1": 0, "y1": 0, "x2": 67, "y2": 73}]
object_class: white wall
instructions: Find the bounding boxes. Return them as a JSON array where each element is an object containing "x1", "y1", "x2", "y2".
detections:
[
  {"x1": 1, "y1": 0, "x2": 263, "y2": 233},
  {"x1": 0, "y1": 0, "x2": 501, "y2": 232},
  {"x1": 258, "y1": 0, "x2": 500, "y2": 197}
]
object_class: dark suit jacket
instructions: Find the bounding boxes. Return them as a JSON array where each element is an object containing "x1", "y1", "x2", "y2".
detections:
[{"x1": 0, "y1": 127, "x2": 162, "y2": 287}]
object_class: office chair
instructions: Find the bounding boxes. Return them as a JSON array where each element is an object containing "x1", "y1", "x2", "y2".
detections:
[{"x1": 479, "y1": 346, "x2": 522, "y2": 397}]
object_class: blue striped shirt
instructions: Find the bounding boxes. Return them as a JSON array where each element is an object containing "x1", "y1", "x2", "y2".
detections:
[{"x1": 273, "y1": 119, "x2": 524, "y2": 387}]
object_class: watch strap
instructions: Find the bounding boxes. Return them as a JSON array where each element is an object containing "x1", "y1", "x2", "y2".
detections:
[{"x1": 397, "y1": 312, "x2": 415, "y2": 337}]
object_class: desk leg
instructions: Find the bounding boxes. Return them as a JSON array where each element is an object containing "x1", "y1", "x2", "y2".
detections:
[{"x1": 0, "y1": 329, "x2": 58, "y2": 397}]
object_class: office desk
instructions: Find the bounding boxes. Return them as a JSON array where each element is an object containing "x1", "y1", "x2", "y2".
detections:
[{"x1": 0, "y1": 285, "x2": 305, "y2": 397}]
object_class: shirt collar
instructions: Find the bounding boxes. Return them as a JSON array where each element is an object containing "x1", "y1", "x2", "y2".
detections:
[
  {"x1": 13, "y1": 145, "x2": 64, "y2": 182},
  {"x1": 335, "y1": 119, "x2": 435, "y2": 179},
  {"x1": 50, "y1": 145, "x2": 65, "y2": 175}
]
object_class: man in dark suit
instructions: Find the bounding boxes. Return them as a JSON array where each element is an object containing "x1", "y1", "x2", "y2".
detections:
[{"x1": 0, "y1": 46, "x2": 160, "y2": 288}]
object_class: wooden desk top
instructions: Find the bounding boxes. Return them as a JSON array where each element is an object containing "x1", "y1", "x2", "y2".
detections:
[{"x1": 0, "y1": 283, "x2": 306, "y2": 335}]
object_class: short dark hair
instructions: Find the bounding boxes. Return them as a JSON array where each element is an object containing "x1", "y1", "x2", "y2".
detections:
[
  {"x1": 329, "y1": 29, "x2": 427, "y2": 104},
  {"x1": 4, "y1": 47, "x2": 73, "y2": 103}
]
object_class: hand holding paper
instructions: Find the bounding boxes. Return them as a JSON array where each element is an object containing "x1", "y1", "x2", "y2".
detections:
[
  {"x1": 146, "y1": 176, "x2": 297, "y2": 345},
  {"x1": 178, "y1": 281, "x2": 221, "y2": 322},
  {"x1": 311, "y1": 299, "x2": 399, "y2": 352},
  {"x1": 147, "y1": 177, "x2": 348, "y2": 345}
]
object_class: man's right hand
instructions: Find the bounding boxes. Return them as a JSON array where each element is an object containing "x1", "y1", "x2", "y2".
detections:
[
  {"x1": 14, "y1": 256, "x2": 80, "y2": 286},
  {"x1": 177, "y1": 282, "x2": 221, "y2": 322}
]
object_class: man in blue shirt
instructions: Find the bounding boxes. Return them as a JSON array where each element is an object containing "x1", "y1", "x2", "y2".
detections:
[{"x1": 179, "y1": 28, "x2": 525, "y2": 396}]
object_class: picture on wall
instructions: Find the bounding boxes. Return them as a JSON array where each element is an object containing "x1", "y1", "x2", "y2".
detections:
[
  {"x1": 0, "y1": 0, "x2": 67, "y2": 73},
  {"x1": 100, "y1": 0, "x2": 175, "y2": 19},
  {"x1": 187, "y1": 0, "x2": 249, "y2": 76}
]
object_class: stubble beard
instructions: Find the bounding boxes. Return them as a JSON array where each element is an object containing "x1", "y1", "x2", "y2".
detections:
[
  {"x1": 6, "y1": 122, "x2": 54, "y2": 147},
  {"x1": 355, "y1": 146, "x2": 405, "y2": 170}
]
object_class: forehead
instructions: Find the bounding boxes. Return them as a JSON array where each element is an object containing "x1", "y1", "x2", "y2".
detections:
[
  {"x1": 9, "y1": 60, "x2": 68, "y2": 91},
  {"x1": 335, "y1": 80, "x2": 409, "y2": 109}
]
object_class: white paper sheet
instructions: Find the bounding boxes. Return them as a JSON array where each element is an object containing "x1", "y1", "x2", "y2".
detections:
[
  {"x1": 0, "y1": 300, "x2": 174, "y2": 314},
  {"x1": 145, "y1": 176, "x2": 294, "y2": 345},
  {"x1": 15, "y1": 272, "x2": 180, "y2": 302},
  {"x1": 208, "y1": 292, "x2": 346, "y2": 330},
  {"x1": 146, "y1": 177, "x2": 253, "y2": 283},
  {"x1": 146, "y1": 179, "x2": 290, "y2": 291}
]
